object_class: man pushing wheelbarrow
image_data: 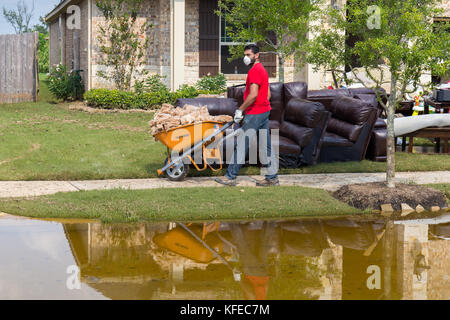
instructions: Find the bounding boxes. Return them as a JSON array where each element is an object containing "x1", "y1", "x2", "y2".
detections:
[{"x1": 215, "y1": 44, "x2": 279, "y2": 187}]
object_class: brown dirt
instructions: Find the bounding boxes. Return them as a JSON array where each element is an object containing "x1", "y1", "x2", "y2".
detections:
[
  {"x1": 67, "y1": 102, "x2": 155, "y2": 114},
  {"x1": 332, "y1": 182, "x2": 449, "y2": 212},
  {"x1": 86, "y1": 123, "x2": 147, "y2": 132}
]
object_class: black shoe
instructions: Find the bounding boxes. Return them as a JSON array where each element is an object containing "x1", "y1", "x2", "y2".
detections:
[
  {"x1": 256, "y1": 178, "x2": 280, "y2": 187},
  {"x1": 215, "y1": 176, "x2": 237, "y2": 186}
]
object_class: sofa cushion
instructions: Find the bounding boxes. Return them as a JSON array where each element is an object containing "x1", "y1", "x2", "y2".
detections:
[
  {"x1": 353, "y1": 93, "x2": 385, "y2": 118},
  {"x1": 269, "y1": 120, "x2": 280, "y2": 130},
  {"x1": 347, "y1": 87, "x2": 377, "y2": 95},
  {"x1": 285, "y1": 99, "x2": 326, "y2": 128},
  {"x1": 326, "y1": 118, "x2": 364, "y2": 143},
  {"x1": 276, "y1": 135, "x2": 302, "y2": 155},
  {"x1": 175, "y1": 98, "x2": 239, "y2": 117},
  {"x1": 283, "y1": 82, "x2": 308, "y2": 105},
  {"x1": 331, "y1": 96, "x2": 375, "y2": 125},
  {"x1": 229, "y1": 86, "x2": 245, "y2": 106},
  {"x1": 367, "y1": 129, "x2": 387, "y2": 160},
  {"x1": 269, "y1": 82, "x2": 285, "y2": 123},
  {"x1": 374, "y1": 118, "x2": 387, "y2": 129},
  {"x1": 307, "y1": 89, "x2": 351, "y2": 112},
  {"x1": 322, "y1": 132, "x2": 354, "y2": 147},
  {"x1": 348, "y1": 87, "x2": 386, "y2": 97},
  {"x1": 280, "y1": 121, "x2": 313, "y2": 148},
  {"x1": 349, "y1": 87, "x2": 387, "y2": 110},
  {"x1": 353, "y1": 94, "x2": 378, "y2": 109}
]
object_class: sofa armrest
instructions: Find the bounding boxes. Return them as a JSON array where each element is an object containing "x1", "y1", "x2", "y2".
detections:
[
  {"x1": 284, "y1": 98, "x2": 327, "y2": 128},
  {"x1": 279, "y1": 122, "x2": 313, "y2": 148},
  {"x1": 374, "y1": 118, "x2": 387, "y2": 129}
]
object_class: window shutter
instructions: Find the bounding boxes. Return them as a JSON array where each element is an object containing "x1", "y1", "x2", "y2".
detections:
[
  {"x1": 199, "y1": 0, "x2": 219, "y2": 77},
  {"x1": 257, "y1": 31, "x2": 277, "y2": 78},
  {"x1": 259, "y1": 52, "x2": 277, "y2": 78}
]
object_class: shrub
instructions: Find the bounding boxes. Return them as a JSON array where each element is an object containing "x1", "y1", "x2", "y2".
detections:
[
  {"x1": 84, "y1": 89, "x2": 166, "y2": 110},
  {"x1": 84, "y1": 82, "x2": 223, "y2": 110},
  {"x1": 134, "y1": 74, "x2": 170, "y2": 94},
  {"x1": 145, "y1": 74, "x2": 170, "y2": 93},
  {"x1": 195, "y1": 73, "x2": 227, "y2": 93},
  {"x1": 171, "y1": 84, "x2": 201, "y2": 101},
  {"x1": 48, "y1": 64, "x2": 84, "y2": 101}
]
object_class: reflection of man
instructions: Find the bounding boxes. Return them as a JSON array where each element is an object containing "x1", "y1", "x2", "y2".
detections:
[
  {"x1": 215, "y1": 44, "x2": 279, "y2": 187},
  {"x1": 229, "y1": 221, "x2": 276, "y2": 300}
]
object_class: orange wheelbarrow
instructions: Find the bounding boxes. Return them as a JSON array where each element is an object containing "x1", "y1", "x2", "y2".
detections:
[{"x1": 155, "y1": 121, "x2": 235, "y2": 181}]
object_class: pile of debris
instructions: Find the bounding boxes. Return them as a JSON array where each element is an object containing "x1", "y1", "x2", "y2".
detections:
[{"x1": 149, "y1": 104, "x2": 232, "y2": 136}]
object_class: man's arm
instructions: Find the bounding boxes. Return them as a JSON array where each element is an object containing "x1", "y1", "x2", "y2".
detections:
[
  {"x1": 268, "y1": 85, "x2": 271, "y2": 101},
  {"x1": 239, "y1": 83, "x2": 259, "y2": 111}
]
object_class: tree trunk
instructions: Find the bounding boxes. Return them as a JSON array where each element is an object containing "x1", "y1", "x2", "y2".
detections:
[
  {"x1": 331, "y1": 70, "x2": 339, "y2": 88},
  {"x1": 386, "y1": 77, "x2": 397, "y2": 188},
  {"x1": 278, "y1": 55, "x2": 285, "y2": 83}
]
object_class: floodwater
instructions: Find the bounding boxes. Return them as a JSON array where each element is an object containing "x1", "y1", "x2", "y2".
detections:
[{"x1": 0, "y1": 213, "x2": 449, "y2": 300}]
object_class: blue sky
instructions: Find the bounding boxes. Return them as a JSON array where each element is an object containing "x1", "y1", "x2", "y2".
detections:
[{"x1": 0, "y1": 0, "x2": 60, "y2": 34}]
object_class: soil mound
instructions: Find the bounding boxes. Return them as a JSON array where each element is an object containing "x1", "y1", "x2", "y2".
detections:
[{"x1": 332, "y1": 182, "x2": 448, "y2": 212}]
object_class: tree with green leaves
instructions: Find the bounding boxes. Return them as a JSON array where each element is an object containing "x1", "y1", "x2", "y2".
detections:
[
  {"x1": 34, "y1": 16, "x2": 49, "y2": 73},
  {"x1": 307, "y1": 0, "x2": 450, "y2": 188},
  {"x1": 2, "y1": 0, "x2": 34, "y2": 34},
  {"x1": 217, "y1": 0, "x2": 324, "y2": 83},
  {"x1": 95, "y1": 0, "x2": 152, "y2": 91}
]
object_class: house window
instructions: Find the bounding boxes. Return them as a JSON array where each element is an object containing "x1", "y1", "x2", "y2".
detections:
[{"x1": 219, "y1": 13, "x2": 251, "y2": 74}]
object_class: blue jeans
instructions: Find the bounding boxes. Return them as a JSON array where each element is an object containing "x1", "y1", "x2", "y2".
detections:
[{"x1": 225, "y1": 111, "x2": 278, "y2": 180}]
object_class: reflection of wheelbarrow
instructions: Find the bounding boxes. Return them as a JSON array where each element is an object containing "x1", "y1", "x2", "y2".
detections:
[
  {"x1": 153, "y1": 222, "x2": 241, "y2": 281},
  {"x1": 155, "y1": 121, "x2": 235, "y2": 181}
]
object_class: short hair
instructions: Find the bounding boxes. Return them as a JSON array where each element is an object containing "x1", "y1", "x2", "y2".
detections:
[{"x1": 244, "y1": 44, "x2": 259, "y2": 54}]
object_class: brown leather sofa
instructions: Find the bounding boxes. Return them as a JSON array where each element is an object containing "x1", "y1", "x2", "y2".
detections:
[
  {"x1": 176, "y1": 82, "x2": 383, "y2": 166},
  {"x1": 307, "y1": 87, "x2": 387, "y2": 162},
  {"x1": 227, "y1": 82, "x2": 330, "y2": 166},
  {"x1": 177, "y1": 82, "x2": 330, "y2": 167},
  {"x1": 313, "y1": 95, "x2": 378, "y2": 162}
]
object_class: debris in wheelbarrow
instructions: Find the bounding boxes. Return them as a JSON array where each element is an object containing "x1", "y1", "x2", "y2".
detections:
[
  {"x1": 149, "y1": 104, "x2": 232, "y2": 136},
  {"x1": 155, "y1": 120, "x2": 237, "y2": 181}
]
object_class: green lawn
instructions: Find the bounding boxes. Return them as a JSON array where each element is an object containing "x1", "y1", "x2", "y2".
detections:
[
  {"x1": 425, "y1": 183, "x2": 450, "y2": 203},
  {"x1": 0, "y1": 186, "x2": 366, "y2": 223},
  {"x1": 0, "y1": 75, "x2": 448, "y2": 181},
  {"x1": 1, "y1": 183, "x2": 447, "y2": 223}
]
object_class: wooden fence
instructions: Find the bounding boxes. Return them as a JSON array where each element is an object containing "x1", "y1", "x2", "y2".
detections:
[{"x1": 0, "y1": 32, "x2": 39, "y2": 104}]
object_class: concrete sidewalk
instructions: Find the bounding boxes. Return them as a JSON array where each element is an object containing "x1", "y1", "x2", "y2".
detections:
[{"x1": 0, "y1": 171, "x2": 448, "y2": 198}]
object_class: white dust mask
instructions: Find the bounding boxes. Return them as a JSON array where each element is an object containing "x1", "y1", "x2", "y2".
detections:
[{"x1": 243, "y1": 56, "x2": 252, "y2": 66}]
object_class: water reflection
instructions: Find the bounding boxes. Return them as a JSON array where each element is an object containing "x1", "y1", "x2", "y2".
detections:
[{"x1": 1, "y1": 214, "x2": 449, "y2": 300}]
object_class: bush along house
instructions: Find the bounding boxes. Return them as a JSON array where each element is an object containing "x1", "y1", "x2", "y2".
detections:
[{"x1": 45, "y1": 0, "x2": 450, "y2": 92}]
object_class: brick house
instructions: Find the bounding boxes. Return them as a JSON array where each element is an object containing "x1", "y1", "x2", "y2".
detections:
[{"x1": 45, "y1": 0, "x2": 450, "y2": 92}]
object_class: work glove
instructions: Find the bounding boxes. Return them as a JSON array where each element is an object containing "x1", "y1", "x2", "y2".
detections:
[{"x1": 234, "y1": 109, "x2": 244, "y2": 124}]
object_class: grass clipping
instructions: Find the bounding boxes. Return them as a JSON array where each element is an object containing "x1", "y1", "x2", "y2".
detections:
[{"x1": 149, "y1": 104, "x2": 232, "y2": 136}]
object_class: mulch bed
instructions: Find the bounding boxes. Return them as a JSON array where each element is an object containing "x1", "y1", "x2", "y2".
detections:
[{"x1": 332, "y1": 182, "x2": 449, "y2": 213}]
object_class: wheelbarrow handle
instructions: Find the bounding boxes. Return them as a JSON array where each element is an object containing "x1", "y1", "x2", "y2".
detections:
[{"x1": 159, "y1": 121, "x2": 235, "y2": 174}]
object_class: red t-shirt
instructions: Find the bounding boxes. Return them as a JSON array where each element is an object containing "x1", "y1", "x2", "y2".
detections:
[{"x1": 243, "y1": 63, "x2": 271, "y2": 115}]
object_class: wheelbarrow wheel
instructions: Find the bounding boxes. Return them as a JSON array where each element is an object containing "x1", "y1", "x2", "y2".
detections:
[{"x1": 164, "y1": 157, "x2": 190, "y2": 181}]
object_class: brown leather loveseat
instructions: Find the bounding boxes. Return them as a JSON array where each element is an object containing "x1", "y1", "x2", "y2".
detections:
[
  {"x1": 314, "y1": 95, "x2": 378, "y2": 162},
  {"x1": 307, "y1": 87, "x2": 387, "y2": 162}
]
